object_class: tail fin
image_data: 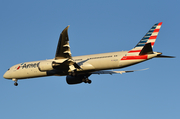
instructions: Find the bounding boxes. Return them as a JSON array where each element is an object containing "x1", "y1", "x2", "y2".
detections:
[{"x1": 128, "y1": 22, "x2": 162, "y2": 56}]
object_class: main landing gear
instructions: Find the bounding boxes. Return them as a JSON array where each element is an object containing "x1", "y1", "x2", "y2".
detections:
[
  {"x1": 12, "y1": 79, "x2": 18, "y2": 86},
  {"x1": 82, "y1": 77, "x2": 92, "y2": 84},
  {"x1": 69, "y1": 71, "x2": 76, "y2": 77},
  {"x1": 68, "y1": 72, "x2": 92, "y2": 84}
]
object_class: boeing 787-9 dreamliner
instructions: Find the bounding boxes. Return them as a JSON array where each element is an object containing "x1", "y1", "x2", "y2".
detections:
[{"x1": 3, "y1": 22, "x2": 174, "y2": 86}]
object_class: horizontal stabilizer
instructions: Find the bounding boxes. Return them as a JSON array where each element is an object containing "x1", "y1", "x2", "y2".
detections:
[
  {"x1": 156, "y1": 54, "x2": 175, "y2": 58},
  {"x1": 139, "y1": 43, "x2": 153, "y2": 55}
]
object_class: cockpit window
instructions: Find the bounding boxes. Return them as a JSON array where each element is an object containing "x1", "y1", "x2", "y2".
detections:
[{"x1": 7, "y1": 69, "x2": 10, "y2": 71}]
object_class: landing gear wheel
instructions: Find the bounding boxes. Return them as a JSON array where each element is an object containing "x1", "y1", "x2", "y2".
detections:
[
  {"x1": 12, "y1": 79, "x2": 18, "y2": 86},
  {"x1": 88, "y1": 80, "x2": 92, "y2": 84},
  {"x1": 14, "y1": 82, "x2": 18, "y2": 86},
  {"x1": 69, "y1": 71, "x2": 76, "y2": 76},
  {"x1": 84, "y1": 78, "x2": 92, "y2": 84}
]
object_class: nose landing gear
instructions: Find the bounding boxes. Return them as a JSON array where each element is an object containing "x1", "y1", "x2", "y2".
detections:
[
  {"x1": 14, "y1": 82, "x2": 18, "y2": 86},
  {"x1": 12, "y1": 79, "x2": 18, "y2": 86}
]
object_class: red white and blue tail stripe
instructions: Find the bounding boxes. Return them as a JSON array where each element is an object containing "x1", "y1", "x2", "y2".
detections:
[{"x1": 127, "y1": 22, "x2": 162, "y2": 56}]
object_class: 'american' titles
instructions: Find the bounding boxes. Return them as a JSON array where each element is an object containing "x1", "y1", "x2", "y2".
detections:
[{"x1": 21, "y1": 63, "x2": 39, "y2": 69}]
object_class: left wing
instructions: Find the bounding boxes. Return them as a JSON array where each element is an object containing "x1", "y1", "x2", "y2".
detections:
[{"x1": 92, "y1": 68, "x2": 149, "y2": 75}]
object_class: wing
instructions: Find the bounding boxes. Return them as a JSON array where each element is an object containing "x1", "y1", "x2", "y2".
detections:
[
  {"x1": 55, "y1": 26, "x2": 72, "y2": 60},
  {"x1": 54, "y1": 26, "x2": 82, "y2": 72},
  {"x1": 92, "y1": 68, "x2": 149, "y2": 75}
]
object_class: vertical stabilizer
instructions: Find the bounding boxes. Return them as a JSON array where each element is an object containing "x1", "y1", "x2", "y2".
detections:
[{"x1": 127, "y1": 22, "x2": 162, "y2": 56}]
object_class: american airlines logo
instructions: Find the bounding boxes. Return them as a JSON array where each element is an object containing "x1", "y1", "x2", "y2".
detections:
[{"x1": 17, "y1": 63, "x2": 39, "y2": 70}]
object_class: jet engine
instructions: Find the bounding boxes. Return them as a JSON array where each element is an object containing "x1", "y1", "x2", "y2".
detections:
[
  {"x1": 38, "y1": 61, "x2": 55, "y2": 72},
  {"x1": 66, "y1": 75, "x2": 92, "y2": 85}
]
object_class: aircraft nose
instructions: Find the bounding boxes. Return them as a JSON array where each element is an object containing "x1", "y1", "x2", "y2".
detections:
[{"x1": 3, "y1": 71, "x2": 11, "y2": 79}]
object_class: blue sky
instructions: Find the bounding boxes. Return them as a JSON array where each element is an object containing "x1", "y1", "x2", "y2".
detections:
[{"x1": 1, "y1": 0, "x2": 180, "y2": 119}]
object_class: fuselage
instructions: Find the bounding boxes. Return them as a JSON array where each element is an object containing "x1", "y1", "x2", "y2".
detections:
[{"x1": 3, "y1": 51, "x2": 160, "y2": 80}]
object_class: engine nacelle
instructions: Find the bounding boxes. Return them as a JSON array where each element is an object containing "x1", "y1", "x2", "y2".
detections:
[
  {"x1": 66, "y1": 75, "x2": 83, "y2": 85},
  {"x1": 38, "y1": 61, "x2": 54, "y2": 72}
]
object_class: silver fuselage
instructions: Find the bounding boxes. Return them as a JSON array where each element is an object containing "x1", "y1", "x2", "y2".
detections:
[{"x1": 3, "y1": 51, "x2": 160, "y2": 80}]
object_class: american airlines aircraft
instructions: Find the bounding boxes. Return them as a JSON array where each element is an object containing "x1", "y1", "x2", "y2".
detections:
[{"x1": 3, "y1": 22, "x2": 173, "y2": 86}]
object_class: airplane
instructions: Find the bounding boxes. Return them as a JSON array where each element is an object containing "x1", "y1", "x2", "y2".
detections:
[{"x1": 3, "y1": 22, "x2": 174, "y2": 86}]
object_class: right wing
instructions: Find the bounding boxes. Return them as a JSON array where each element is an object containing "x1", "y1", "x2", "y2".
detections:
[
  {"x1": 54, "y1": 26, "x2": 81, "y2": 72},
  {"x1": 55, "y1": 26, "x2": 72, "y2": 60}
]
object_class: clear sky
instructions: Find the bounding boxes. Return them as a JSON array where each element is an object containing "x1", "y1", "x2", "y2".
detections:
[{"x1": 1, "y1": 0, "x2": 180, "y2": 119}]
